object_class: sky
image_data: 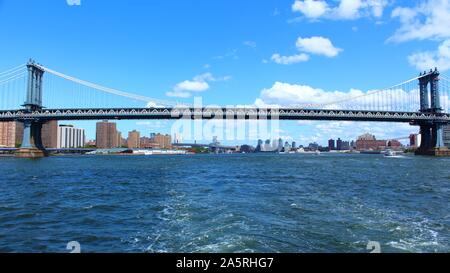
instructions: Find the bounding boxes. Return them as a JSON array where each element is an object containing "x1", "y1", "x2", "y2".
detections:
[{"x1": 1, "y1": 0, "x2": 449, "y2": 146}]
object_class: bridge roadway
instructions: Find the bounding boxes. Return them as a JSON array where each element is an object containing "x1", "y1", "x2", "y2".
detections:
[{"x1": 0, "y1": 107, "x2": 450, "y2": 123}]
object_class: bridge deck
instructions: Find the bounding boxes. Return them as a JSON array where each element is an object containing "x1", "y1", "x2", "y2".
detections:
[{"x1": 0, "y1": 108, "x2": 449, "y2": 123}]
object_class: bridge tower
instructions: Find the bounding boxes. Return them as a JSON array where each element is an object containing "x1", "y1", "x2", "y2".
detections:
[
  {"x1": 15, "y1": 59, "x2": 48, "y2": 158},
  {"x1": 415, "y1": 68, "x2": 450, "y2": 156}
]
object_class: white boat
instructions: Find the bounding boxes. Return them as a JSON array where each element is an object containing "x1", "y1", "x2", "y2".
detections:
[
  {"x1": 314, "y1": 150, "x2": 321, "y2": 155},
  {"x1": 384, "y1": 149, "x2": 396, "y2": 157}
]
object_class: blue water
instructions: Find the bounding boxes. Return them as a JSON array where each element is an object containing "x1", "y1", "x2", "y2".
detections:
[{"x1": 0, "y1": 154, "x2": 449, "y2": 253}]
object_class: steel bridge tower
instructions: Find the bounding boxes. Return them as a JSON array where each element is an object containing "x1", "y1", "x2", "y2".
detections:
[
  {"x1": 15, "y1": 60, "x2": 47, "y2": 158},
  {"x1": 414, "y1": 68, "x2": 450, "y2": 156}
]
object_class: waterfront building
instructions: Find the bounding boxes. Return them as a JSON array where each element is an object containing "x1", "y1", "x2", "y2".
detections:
[
  {"x1": 341, "y1": 141, "x2": 350, "y2": 150},
  {"x1": 255, "y1": 139, "x2": 263, "y2": 152},
  {"x1": 117, "y1": 132, "x2": 124, "y2": 147},
  {"x1": 292, "y1": 141, "x2": 296, "y2": 149},
  {"x1": 42, "y1": 120, "x2": 58, "y2": 149},
  {"x1": 337, "y1": 138, "x2": 343, "y2": 150},
  {"x1": 444, "y1": 125, "x2": 450, "y2": 148},
  {"x1": 356, "y1": 133, "x2": 386, "y2": 151},
  {"x1": 127, "y1": 130, "x2": 140, "y2": 149},
  {"x1": 308, "y1": 142, "x2": 319, "y2": 151},
  {"x1": 263, "y1": 139, "x2": 271, "y2": 151},
  {"x1": 278, "y1": 138, "x2": 283, "y2": 152},
  {"x1": 152, "y1": 133, "x2": 172, "y2": 149},
  {"x1": 328, "y1": 139, "x2": 335, "y2": 150},
  {"x1": 57, "y1": 125, "x2": 86, "y2": 148},
  {"x1": 96, "y1": 121, "x2": 119, "y2": 149},
  {"x1": 387, "y1": 140, "x2": 402, "y2": 149},
  {"x1": 0, "y1": 121, "x2": 23, "y2": 147},
  {"x1": 283, "y1": 142, "x2": 291, "y2": 152}
]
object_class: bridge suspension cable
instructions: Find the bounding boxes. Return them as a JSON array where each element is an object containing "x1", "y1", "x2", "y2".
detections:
[
  {"x1": 286, "y1": 75, "x2": 422, "y2": 112},
  {"x1": 36, "y1": 65, "x2": 189, "y2": 108},
  {"x1": 0, "y1": 64, "x2": 27, "y2": 111}
]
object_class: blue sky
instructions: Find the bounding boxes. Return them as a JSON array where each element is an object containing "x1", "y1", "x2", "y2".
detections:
[{"x1": 1, "y1": 0, "x2": 449, "y2": 145}]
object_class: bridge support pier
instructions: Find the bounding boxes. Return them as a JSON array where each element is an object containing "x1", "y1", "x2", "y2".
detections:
[
  {"x1": 414, "y1": 68, "x2": 450, "y2": 156},
  {"x1": 415, "y1": 123, "x2": 450, "y2": 156},
  {"x1": 15, "y1": 120, "x2": 47, "y2": 158}
]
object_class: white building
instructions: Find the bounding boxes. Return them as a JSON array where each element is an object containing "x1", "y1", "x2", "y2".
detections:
[{"x1": 57, "y1": 125, "x2": 85, "y2": 149}]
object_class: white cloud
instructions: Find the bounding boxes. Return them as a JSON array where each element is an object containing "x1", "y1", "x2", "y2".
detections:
[
  {"x1": 254, "y1": 81, "x2": 450, "y2": 112},
  {"x1": 243, "y1": 41, "x2": 257, "y2": 48},
  {"x1": 296, "y1": 36, "x2": 342, "y2": 57},
  {"x1": 255, "y1": 82, "x2": 359, "y2": 107},
  {"x1": 292, "y1": 0, "x2": 328, "y2": 19},
  {"x1": 175, "y1": 80, "x2": 209, "y2": 92},
  {"x1": 271, "y1": 53, "x2": 310, "y2": 65},
  {"x1": 291, "y1": 0, "x2": 388, "y2": 20},
  {"x1": 270, "y1": 36, "x2": 341, "y2": 65},
  {"x1": 166, "y1": 73, "x2": 230, "y2": 98},
  {"x1": 389, "y1": 0, "x2": 450, "y2": 43},
  {"x1": 408, "y1": 39, "x2": 450, "y2": 72}
]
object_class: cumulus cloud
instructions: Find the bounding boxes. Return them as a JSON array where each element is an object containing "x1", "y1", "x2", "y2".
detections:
[
  {"x1": 408, "y1": 39, "x2": 450, "y2": 72},
  {"x1": 292, "y1": 0, "x2": 328, "y2": 19},
  {"x1": 389, "y1": 0, "x2": 450, "y2": 43},
  {"x1": 291, "y1": 0, "x2": 388, "y2": 20},
  {"x1": 296, "y1": 36, "x2": 342, "y2": 57},
  {"x1": 271, "y1": 53, "x2": 310, "y2": 65},
  {"x1": 270, "y1": 36, "x2": 341, "y2": 65},
  {"x1": 166, "y1": 73, "x2": 231, "y2": 98},
  {"x1": 253, "y1": 80, "x2": 450, "y2": 112},
  {"x1": 254, "y1": 82, "x2": 366, "y2": 108}
]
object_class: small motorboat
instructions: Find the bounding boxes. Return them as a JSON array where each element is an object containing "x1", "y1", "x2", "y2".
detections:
[{"x1": 384, "y1": 149, "x2": 396, "y2": 157}]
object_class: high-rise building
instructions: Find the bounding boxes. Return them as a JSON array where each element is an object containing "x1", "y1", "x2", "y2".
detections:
[
  {"x1": 127, "y1": 130, "x2": 141, "y2": 149},
  {"x1": 341, "y1": 141, "x2": 350, "y2": 150},
  {"x1": 264, "y1": 139, "x2": 271, "y2": 151},
  {"x1": 444, "y1": 125, "x2": 450, "y2": 148},
  {"x1": 57, "y1": 125, "x2": 85, "y2": 148},
  {"x1": 96, "y1": 121, "x2": 119, "y2": 149},
  {"x1": 42, "y1": 120, "x2": 58, "y2": 148},
  {"x1": 292, "y1": 141, "x2": 296, "y2": 149},
  {"x1": 350, "y1": 140, "x2": 356, "y2": 150},
  {"x1": 328, "y1": 139, "x2": 335, "y2": 150},
  {"x1": 336, "y1": 138, "x2": 343, "y2": 151},
  {"x1": 0, "y1": 121, "x2": 22, "y2": 147},
  {"x1": 278, "y1": 138, "x2": 283, "y2": 152},
  {"x1": 117, "y1": 132, "x2": 124, "y2": 147},
  {"x1": 151, "y1": 133, "x2": 172, "y2": 149}
]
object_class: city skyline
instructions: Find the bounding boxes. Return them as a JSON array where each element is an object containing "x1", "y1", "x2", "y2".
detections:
[{"x1": 1, "y1": 1, "x2": 449, "y2": 144}]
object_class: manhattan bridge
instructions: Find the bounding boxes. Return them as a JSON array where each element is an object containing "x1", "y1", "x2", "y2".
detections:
[{"x1": 0, "y1": 60, "x2": 449, "y2": 157}]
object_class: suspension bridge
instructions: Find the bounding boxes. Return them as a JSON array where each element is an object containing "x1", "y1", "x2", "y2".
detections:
[{"x1": 0, "y1": 59, "x2": 449, "y2": 157}]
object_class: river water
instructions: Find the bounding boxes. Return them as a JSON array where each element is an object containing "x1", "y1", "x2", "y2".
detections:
[{"x1": 0, "y1": 153, "x2": 448, "y2": 252}]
